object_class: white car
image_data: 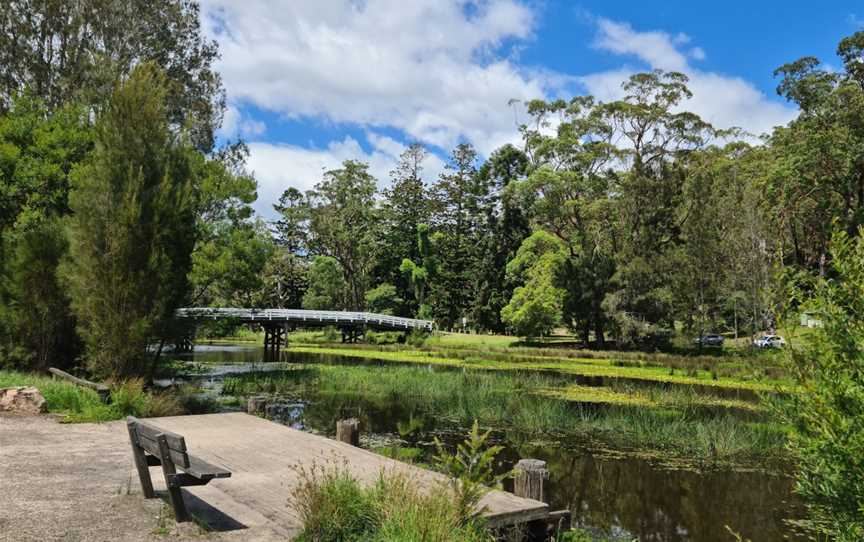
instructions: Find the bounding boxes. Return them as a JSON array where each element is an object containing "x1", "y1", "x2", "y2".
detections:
[{"x1": 754, "y1": 335, "x2": 786, "y2": 349}]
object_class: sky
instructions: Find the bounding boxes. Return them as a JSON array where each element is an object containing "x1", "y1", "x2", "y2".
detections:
[{"x1": 198, "y1": 0, "x2": 864, "y2": 218}]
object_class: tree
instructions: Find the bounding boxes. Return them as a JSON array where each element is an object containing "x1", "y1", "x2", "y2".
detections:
[
  {"x1": 188, "y1": 220, "x2": 273, "y2": 307},
  {"x1": 0, "y1": 219, "x2": 79, "y2": 370},
  {"x1": 258, "y1": 248, "x2": 308, "y2": 309},
  {"x1": 0, "y1": 95, "x2": 93, "y2": 235},
  {"x1": 769, "y1": 34, "x2": 864, "y2": 276},
  {"x1": 61, "y1": 64, "x2": 196, "y2": 378},
  {"x1": 399, "y1": 223, "x2": 436, "y2": 319},
  {"x1": 273, "y1": 187, "x2": 309, "y2": 253},
  {"x1": 302, "y1": 256, "x2": 348, "y2": 310},
  {"x1": 0, "y1": 0, "x2": 224, "y2": 151},
  {"x1": 501, "y1": 231, "x2": 566, "y2": 338},
  {"x1": 429, "y1": 143, "x2": 487, "y2": 328},
  {"x1": 364, "y1": 283, "x2": 402, "y2": 316},
  {"x1": 307, "y1": 160, "x2": 378, "y2": 310},
  {"x1": 601, "y1": 71, "x2": 714, "y2": 345},
  {"x1": 470, "y1": 144, "x2": 531, "y2": 332},
  {"x1": 0, "y1": 95, "x2": 92, "y2": 368},
  {"x1": 515, "y1": 95, "x2": 616, "y2": 346},
  {"x1": 779, "y1": 229, "x2": 864, "y2": 540},
  {"x1": 374, "y1": 143, "x2": 431, "y2": 314}
]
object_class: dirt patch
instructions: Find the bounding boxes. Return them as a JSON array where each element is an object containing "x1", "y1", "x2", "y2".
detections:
[{"x1": 0, "y1": 414, "x2": 276, "y2": 542}]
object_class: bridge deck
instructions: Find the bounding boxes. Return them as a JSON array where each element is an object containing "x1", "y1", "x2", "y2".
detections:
[
  {"x1": 145, "y1": 413, "x2": 548, "y2": 537},
  {"x1": 176, "y1": 308, "x2": 433, "y2": 332}
]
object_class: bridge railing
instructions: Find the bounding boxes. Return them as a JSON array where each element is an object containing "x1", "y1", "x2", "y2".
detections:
[{"x1": 175, "y1": 308, "x2": 434, "y2": 331}]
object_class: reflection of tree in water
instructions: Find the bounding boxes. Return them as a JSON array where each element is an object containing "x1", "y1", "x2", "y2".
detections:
[{"x1": 539, "y1": 449, "x2": 802, "y2": 542}]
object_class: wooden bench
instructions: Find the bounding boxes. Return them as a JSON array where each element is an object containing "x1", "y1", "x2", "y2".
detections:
[{"x1": 126, "y1": 416, "x2": 231, "y2": 522}]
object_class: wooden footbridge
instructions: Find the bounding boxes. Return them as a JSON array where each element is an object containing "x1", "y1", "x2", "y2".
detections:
[{"x1": 175, "y1": 308, "x2": 434, "y2": 358}]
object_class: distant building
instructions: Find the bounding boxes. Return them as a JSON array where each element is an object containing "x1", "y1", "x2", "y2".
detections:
[{"x1": 800, "y1": 311, "x2": 823, "y2": 328}]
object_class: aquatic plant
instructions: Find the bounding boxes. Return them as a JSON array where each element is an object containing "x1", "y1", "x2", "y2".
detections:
[{"x1": 221, "y1": 364, "x2": 786, "y2": 459}]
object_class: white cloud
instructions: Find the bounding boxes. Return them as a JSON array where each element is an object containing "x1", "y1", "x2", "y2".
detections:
[
  {"x1": 594, "y1": 19, "x2": 690, "y2": 72},
  {"x1": 218, "y1": 104, "x2": 267, "y2": 139},
  {"x1": 202, "y1": 0, "x2": 549, "y2": 156},
  {"x1": 205, "y1": 6, "x2": 800, "y2": 215},
  {"x1": 585, "y1": 18, "x2": 797, "y2": 137},
  {"x1": 246, "y1": 134, "x2": 445, "y2": 220}
]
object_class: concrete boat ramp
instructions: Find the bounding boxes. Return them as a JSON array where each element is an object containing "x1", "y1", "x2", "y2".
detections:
[{"x1": 0, "y1": 412, "x2": 548, "y2": 541}]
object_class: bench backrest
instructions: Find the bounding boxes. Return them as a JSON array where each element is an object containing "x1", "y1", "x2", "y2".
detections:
[{"x1": 127, "y1": 416, "x2": 190, "y2": 469}]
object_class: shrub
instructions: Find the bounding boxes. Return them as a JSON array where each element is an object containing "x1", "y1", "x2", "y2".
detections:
[
  {"x1": 109, "y1": 378, "x2": 150, "y2": 417},
  {"x1": 777, "y1": 230, "x2": 864, "y2": 540}
]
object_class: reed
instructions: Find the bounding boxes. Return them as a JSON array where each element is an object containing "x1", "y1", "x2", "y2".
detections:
[{"x1": 222, "y1": 364, "x2": 786, "y2": 459}]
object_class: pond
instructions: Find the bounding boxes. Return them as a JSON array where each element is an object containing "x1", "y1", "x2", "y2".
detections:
[{"x1": 170, "y1": 343, "x2": 805, "y2": 542}]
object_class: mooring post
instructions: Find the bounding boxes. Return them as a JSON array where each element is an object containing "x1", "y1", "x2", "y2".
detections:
[
  {"x1": 247, "y1": 396, "x2": 267, "y2": 415},
  {"x1": 336, "y1": 418, "x2": 360, "y2": 446},
  {"x1": 513, "y1": 458, "x2": 548, "y2": 502}
]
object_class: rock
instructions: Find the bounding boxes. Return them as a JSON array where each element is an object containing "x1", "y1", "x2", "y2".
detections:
[{"x1": 0, "y1": 387, "x2": 48, "y2": 414}]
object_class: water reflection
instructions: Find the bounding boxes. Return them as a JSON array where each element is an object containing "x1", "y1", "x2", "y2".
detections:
[{"x1": 171, "y1": 343, "x2": 804, "y2": 542}]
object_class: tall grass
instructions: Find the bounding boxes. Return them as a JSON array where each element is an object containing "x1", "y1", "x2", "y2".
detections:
[
  {"x1": 222, "y1": 365, "x2": 786, "y2": 459},
  {"x1": 0, "y1": 370, "x2": 185, "y2": 422},
  {"x1": 291, "y1": 465, "x2": 491, "y2": 542}
]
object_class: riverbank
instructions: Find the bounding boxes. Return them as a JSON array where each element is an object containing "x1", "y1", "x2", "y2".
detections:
[{"x1": 0, "y1": 370, "x2": 214, "y2": 423}]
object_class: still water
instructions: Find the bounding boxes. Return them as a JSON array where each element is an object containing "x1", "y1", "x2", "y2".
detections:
[{"x1": 172, "y1": 343, "x2": 804, "y2": 542}]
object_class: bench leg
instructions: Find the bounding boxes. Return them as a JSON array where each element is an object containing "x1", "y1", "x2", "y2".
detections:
[
  {"x1": 126, "y1": 420, "x2": 155, "y2": 498},
  {"x1": 156, "y1": 434, "x2": 190, "y2": 522}
]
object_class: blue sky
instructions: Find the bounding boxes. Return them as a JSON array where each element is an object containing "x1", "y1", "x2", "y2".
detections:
[{"x1": 199, "y1": 1, "x2": 863, "y2": 217}]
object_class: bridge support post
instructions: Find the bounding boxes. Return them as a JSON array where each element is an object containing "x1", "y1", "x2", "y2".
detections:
[
  {"x1": 174, "y1": 324, "x2": 196, "y2": 353},
  {"x1": 263, "y1": 323, "x2": 287, "y2": 362},
  {"x1": 341, "y1": 327, "x2": 363, "y2": 344}
]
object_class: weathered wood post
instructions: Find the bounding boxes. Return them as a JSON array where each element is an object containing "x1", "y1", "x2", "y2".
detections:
[
  {"x1": 336, "y1": 418, "x2": 360, "y2": 446},
  {"x1": 156, "y1": 433, "x2": 189, "y2": 522},
  {"x1": 126, "y1": 420, "x2": 155, "y2": 498},
  {"x1": 247, "y1": 396, "x2": 267, "y2": 415},
  {"x1": 513, "y1": 459, "x2": 548, "y2": 502}
]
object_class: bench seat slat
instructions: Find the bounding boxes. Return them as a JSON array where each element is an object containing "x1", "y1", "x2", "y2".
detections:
[{"x1": 184, "y1": 454, "x2": 232, "y2": 480}]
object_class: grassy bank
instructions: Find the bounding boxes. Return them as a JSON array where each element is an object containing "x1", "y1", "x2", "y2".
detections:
[
  {"x1": 286, "y1": 344, "x2": 784, "y2": 392},
  {"x1": 223, "y1": 365, "x2": 786, "y2": 460},
  {"x1": 0, "y1": 370, "x2": 206, "y2": 422}
]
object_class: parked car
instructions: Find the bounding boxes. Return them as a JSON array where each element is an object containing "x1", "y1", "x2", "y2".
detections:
[
  {"x1": 754, "y1": 334, "x2": 786, "y2": 348},
  {"x1": 694, "y1": 334, "x2": 724, "y2": 347}
]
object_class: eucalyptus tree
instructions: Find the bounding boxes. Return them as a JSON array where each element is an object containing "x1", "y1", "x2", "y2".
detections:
[
  {"x1": 769, "y1": 32, "x2": 864, "y2": 276},
  {"x1": 306, "y1": 160, "x2": 378, "y2": 310},
  {"x1": 599, "y1": 71, "x2": 714, "y2": 345},
  {"x1": 513, "y1": 95, "x2": 617, "y2": 345},
  {"x1": 0, "y1": 0, "x2": 224, "y2": 151}
]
